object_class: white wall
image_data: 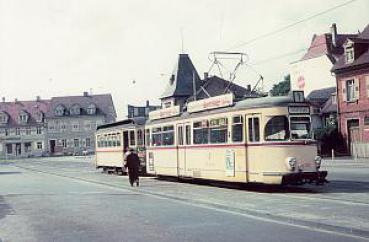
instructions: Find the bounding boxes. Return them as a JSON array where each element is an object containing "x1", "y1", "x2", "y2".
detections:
[{"x1": 290, "y1": 56, "x2": 336, "y2": 96}]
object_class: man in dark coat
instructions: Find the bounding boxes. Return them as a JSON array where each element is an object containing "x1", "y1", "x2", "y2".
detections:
[{"x1": 124, "y1": 148, "x2": 140, "y2": 187}]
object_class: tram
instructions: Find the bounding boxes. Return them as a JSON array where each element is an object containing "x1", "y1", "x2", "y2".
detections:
[
  {"x1": 145, "y1": 92, "x2": 328, "y2": 185},
  {"x1": 95, "y1": 118, "x2": 146, "y2": 174}
]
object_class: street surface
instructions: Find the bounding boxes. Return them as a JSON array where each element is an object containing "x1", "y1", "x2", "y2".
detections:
[{"x1": 1, "y1": 156, "x2": 369, "y2": 242}]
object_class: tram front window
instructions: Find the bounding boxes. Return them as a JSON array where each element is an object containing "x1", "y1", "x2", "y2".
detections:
[
  {"x1": 264, "y1": 116, "x2": 289, "y2": 141},
  {"x1": 290, "y1": 117, "x2": 311, "y2": 140}
]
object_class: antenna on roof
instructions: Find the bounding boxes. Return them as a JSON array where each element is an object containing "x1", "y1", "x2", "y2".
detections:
[{"x1": 207, "y1": 52, "x2": 249, "y2": 94}]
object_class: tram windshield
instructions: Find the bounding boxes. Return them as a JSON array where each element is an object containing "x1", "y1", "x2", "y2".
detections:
[
  {"x1": 264, "y1": 116, "x2": 289, "y2": 141},
  {"x1": 290, "y1": 117, "x2": 311, "y2": 140}
]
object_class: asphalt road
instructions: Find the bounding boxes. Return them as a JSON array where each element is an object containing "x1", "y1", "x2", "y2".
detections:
[{"x1": 0, "y1": 157, "x2": 368, "y2": 242}]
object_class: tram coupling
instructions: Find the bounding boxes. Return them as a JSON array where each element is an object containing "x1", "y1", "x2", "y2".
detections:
[{"x1": 282, "y1": 171, "x2": 328, "y2": 185}]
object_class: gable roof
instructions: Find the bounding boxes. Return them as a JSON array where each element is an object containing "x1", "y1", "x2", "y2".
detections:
[
  {"x1": 0, "y1": 100, "x2": 50, "y2": 127},
  {"x1": 161, "y1": 54, "x2": 201, "y2": 99},
  {"x1": 186, "y1": 75, "x2": 259, "y2": 102},
  {"x1": 307, "y1": 86, "x2": 336, "y2": 107},
  {"x1": 46, "y1": 94, "x2": 116, "y2": 122},
  {"x1": 300, "y1": 33, "x2": 358, "y2": 63},
  {"x1": 332, "y1": 24, "x2": 369, "y2": 73}
]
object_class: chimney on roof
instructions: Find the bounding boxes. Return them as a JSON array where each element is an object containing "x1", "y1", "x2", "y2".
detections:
[
  {"x1": 83, "y1": 91, "x2": 88, "y2": 97},
  {"x1": 204, "y1": 72, "x2": 209, "y2": 81},
  {"x1": 247, "y1": 84, "x2": 251, "y2": 92},
  {"x1": 15, "y1": 98, "x2": 18, "y2": 103},
  {"x1": 331, "y1": 23, "x2": 338, "y2": 48},
  {"x1": 146, "y1": 100, "x2": 150, "y2": 107},
  {"x1": 36, "y1": 96, "x2": 41, "y2": 102},
  {"x1": 2, "y1": 97, "x2": 5, "y2": 103}
]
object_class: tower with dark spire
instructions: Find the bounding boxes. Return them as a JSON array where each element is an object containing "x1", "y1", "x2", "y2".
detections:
[{"x1": 160, "y1": 54, "x2": 201, "y2": 109}]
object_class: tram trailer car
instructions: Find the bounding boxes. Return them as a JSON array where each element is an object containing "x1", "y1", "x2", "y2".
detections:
[
  {"x1": 145, "y1": 93, "x2": 328, "y2": 185},
  {"x1": 95, "y1": 118, "x2": 147, "y2": 174}
]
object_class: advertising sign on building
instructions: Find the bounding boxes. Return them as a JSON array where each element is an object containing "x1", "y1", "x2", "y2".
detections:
[
  {"x1": 149, "y1": 105, "x2": 180, "y2": 120},
  {"x1": 187, "y1": 93, "x2": 234, "y2": 113}
]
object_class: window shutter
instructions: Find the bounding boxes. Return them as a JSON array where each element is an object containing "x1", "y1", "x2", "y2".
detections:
[
  {"x1": 342, "y1": 81, "x2": 347, "y2": 102},
  {"x1": 366, "y1": 75, "x2": 369, "y2": 98},
  {"x1": 354, "y1": 78, "x2": 360, "y2": 100}
]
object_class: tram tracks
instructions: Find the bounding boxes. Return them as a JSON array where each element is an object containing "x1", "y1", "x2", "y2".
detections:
[{"x1": 11, "y1": 162, "x2": 369, "y2": 240}]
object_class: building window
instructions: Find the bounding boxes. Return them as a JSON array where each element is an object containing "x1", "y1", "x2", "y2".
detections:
[
  {"x1": 86, "y1": 138, "x2": 91, "y2": 147},
  {"x1": 16, "y1": 128, "x2": 20, "y2": 136},
  {"x1": 25, "y1": 142, "x2": 32, "y2": 152},
  {"x1": 5, "y1": 129, "x2": 9, "y2": 136},
  {"x1": 345, "y1": 47, "x2": 354, "y2": 63},
  {"x1": 62, "y1": 139, "x2": 67, "y2": 148},
  {"x1": 36, "y1": 142, "x2": 43, "y2": 150},
  {"x1": 87, "y1": 103, "x2": 96, "y2": 115},
  {"x1": 248, "y1": 117, "x2": 260, "y2": 142},
  {"x1": 36, "y1": 127, "x2": 42, "y2": 134},
  {"x1": 346, "y1": 79, "x2": 356, "y2": 101},
  {"x1": 0, "y1": 112, "x2": 9, "y2": 124},
  {"x1": 54, "y1": 105, "x2": 65, "y2": 116},
  {"x1": 6, "y1": 144, "x2": 12, "y2": 154},
  {"x1": 72, "y1": 123, "x2": 80, "y2": 131},
  {"x1": 70, "y1": 104, "x2": 81, "y2": 115},
  {"x1": 364, "y1": 117, "x2": 369, "y2": 126},
  {"x1": 26, "y1": 128, "x2": 31, "y2": 135},
  {"x1": 19, "y1": 113, "x2": 28, "y2": 123},
  {"x1": 74, "y1": 139, "x2": 79, "y2": 147}
]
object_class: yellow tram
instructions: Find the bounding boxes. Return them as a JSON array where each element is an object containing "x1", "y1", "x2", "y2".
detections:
[
  {"x1": 145, "y1": 92, "x2": 327, "y2": 185},
  {"x1": 95, "y1": 118, "x2": 146, "y2": 174}
]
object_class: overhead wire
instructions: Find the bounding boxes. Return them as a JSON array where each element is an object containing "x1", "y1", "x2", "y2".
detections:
[{"x1": 226, "y1": 0, "x2": 360, "y2": 51}]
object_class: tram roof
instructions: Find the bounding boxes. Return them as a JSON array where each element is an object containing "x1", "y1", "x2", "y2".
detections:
[
  {"x1": 96, "y1": 117, "x2": 146, "y2": 131},
  {"x1": 147, "y1": 95, "x2": 301, "y2": 124}
]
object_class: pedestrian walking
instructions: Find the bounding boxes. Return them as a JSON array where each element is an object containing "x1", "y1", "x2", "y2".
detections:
[{"x1": 124, "y1": 148, "x2": 140, "y2": 187}]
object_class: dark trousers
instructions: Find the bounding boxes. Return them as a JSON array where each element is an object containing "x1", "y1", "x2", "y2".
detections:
[{"x1": 128, "y1": 169, "x2": 139, "y2": 186}]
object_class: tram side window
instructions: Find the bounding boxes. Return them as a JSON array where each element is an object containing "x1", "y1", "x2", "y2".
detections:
[
  {"x1": 112, "y1": 134, "x2": 117, "y2": 146},
  {"x1": 185, "y1": 125, "x2": 191, "y2": 145},
  {"x1": 264, "y1": 116, "x2": 289, "y2": 141},
  {"x1": 145, "y1": 129, "x2": 150, "y2": 146},
  {"x1": 248, "y1": 117, "x2": 260, "y2": 142},
  {"x1": 151, "y1": 127, "x2": 162, "y2": 146},
  {"x1": 210, "y1": 118, "x2": 228, "y2": 143},
  {"x1": 117, "y1": 133, "x2": 121, "y2": 146},
  {"x1": 137, "y1": 129, "x2": 144, "y2": 146},
  {"x1": 178, "y1": 126, "x2": 184, "y2": 145},
  {"x1": 232, "y1": 116, "x2": 244, "y2": 142},
  {"x1": 162, "y1": 126, "x2": 174, "y2": 146},
  {"x1": 193, "y1": 120, "x2": 209, "y2": 144},
  {"x1": 107, "y1": 134, "x2": 112, "y2": 147},
  {"x1": 129, "y1": 130, "x2": 135, "y2": 146}
]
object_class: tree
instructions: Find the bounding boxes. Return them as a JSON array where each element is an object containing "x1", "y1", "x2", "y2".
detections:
[{"x1": 270, "y1": 74, "x2": 291, "y2": 96}]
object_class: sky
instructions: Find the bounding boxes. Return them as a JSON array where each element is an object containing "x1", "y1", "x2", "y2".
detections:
[{"x1": 0, "y1": 0, "x2": 369, "y2": 119}]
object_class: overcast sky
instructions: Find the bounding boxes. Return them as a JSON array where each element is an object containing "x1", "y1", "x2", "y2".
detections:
[{"x1": 1, "y1": 0, "x2": 369, "y2": 119}]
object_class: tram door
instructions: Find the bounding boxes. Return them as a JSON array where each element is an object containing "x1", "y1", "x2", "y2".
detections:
[
  {"x1": 245, "y1": 114, "x2": 261, "y2": 183},
  {"x1": 177, "y1": 123, "x2": 190, "y2": 177}
]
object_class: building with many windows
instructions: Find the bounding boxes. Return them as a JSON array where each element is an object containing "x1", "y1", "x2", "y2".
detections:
[
  {"x1": 332, "y1": 23, "x2": 369, "y2": 157},
  {"x1": 45, "y1": 92, "x2": 116, "y2": 156},
  {"x1": 0, "y1": 97, "x2": 49, "y2": 158},
  {"x1": 0, "y1": 92, "x2": 116, "y2": 158}
]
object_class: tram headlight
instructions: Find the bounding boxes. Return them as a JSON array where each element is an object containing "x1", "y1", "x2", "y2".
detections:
[
  {"x1": 314, "y1": 156, "x2": 322, "y2": 169},
  {"x1": 286, "y1": 157, "x2": 297, "y2": 171}
]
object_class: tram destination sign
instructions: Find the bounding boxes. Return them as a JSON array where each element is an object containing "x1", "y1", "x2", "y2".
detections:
[
  {"x1": 149, "y1": 105, "x2": 180, "y2": 120},
  {"x1": 187, "y1": 93, "x2": 234, "y2": 113},
  {"x1": 288, "y1": 106, "x2": 310, "y2": 114}
]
